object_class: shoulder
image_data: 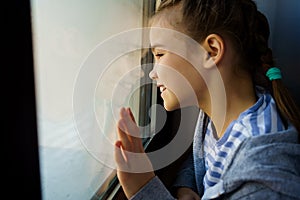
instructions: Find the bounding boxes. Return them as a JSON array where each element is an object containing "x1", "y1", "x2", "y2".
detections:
[
  {"x1": 221, "y1": 125, "x2": 300, "y2": 199},
  {"x1": 224, "y1": 182, "x2": 300, "y2": 200},
  {"x1": 229, "y1": 124, "x2": 299, "y2": 172}
]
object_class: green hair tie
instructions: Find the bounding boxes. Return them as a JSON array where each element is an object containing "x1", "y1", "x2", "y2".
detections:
[{"x1": 266, "y1": 67, "x2": 282, "y2": 81}]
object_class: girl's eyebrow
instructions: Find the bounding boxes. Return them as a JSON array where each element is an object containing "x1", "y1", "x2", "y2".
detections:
[
  {"x1": 150, "y1": 44, "x2": 160, "y2": 50},
  {"x1": 151, "y1": 47, "x2": 167, "y2": 55},
  {"x1": 150, "y1": 39, "x2": 167, "y2": 49},
  {"x1": 151, "y1": 45, "x2": 167, "y2": 52},
  {"x1": 151, "y1": 46, "x2": 159, "y2": 53}
]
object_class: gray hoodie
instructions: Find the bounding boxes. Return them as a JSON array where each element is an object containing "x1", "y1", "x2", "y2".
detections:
[{"x1": 131, "y1": 113, "x2": 300, "y2": 199}]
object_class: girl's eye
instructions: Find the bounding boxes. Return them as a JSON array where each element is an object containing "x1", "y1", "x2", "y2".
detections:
[{"x1": 155, "y1": 53, "x2": 164, "y2": 58}]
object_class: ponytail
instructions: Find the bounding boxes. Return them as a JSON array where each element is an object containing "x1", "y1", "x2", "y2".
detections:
[
  {"x1": 257, "y1": 12, "x2": 300, "y2": 141},
  {"x1": 272, "y1": 78, "x2": 300, "y2": 137},
  {"x1": 261, "y1": 49, "x2": 300, "y2": 142}
]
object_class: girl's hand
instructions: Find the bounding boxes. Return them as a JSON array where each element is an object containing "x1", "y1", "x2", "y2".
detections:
[
  {"x1": 114, "y1": 107, "x2": 155, "y2": 199},
  {"x1": 177, "y1": 187, "x2": 201, "y2": 200}
]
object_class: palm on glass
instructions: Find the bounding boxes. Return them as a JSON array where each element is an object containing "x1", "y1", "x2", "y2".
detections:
[{"x1": 114, "y1": 107, "x2": 155, "y2": 198}]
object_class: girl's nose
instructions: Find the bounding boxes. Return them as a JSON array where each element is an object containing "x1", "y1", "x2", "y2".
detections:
[{"x1": 149, "y1": 65, "x2": 158, "y2": 80}]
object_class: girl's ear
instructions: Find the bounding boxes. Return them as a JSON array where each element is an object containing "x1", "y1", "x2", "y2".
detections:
[{"x1": 201, "y1": 34, "x2": 225, "y2": 69}]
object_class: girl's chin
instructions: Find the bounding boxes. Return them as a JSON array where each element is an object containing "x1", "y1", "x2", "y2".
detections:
[
  {"x1": 163, "y1": 101, "x2": 180, "y2": 111},
  {"x1": 161, "y1": 90, "x2": 181, "y2": 111}
]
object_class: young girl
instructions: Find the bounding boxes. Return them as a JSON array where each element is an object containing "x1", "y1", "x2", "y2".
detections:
[{"x1": 114, "y1": 0, "x2": 300, "y2": 199}]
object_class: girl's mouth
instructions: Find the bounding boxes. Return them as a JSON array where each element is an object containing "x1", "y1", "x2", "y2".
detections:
[
  {"x1": 157, "y1": 84, "x2": 166, "y2": 93},
  {"x1": 160, "y1": 87, "x2": 166, "y2": 93}
]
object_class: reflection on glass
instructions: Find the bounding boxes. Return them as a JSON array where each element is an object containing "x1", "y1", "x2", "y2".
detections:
[{"x1": 31, "y1": 0, "x2": 144, "y2": 199}]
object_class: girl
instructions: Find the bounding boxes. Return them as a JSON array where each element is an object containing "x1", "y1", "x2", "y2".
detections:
[{"x1": 114, "y1": 0, "x2": 300, "y2": 199}]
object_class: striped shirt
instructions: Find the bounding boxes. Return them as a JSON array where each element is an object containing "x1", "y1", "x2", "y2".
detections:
[{"x1": 203, "y1": 88, "x2": 285, "y2": 189}]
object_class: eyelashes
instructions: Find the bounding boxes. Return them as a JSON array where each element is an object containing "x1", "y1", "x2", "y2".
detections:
[
  {"x1": 151, "y1": 48, "x2": 166, "y2": 60},
  {"x1": 155, "y1": 53, "x2": 164, "y2": 57}
]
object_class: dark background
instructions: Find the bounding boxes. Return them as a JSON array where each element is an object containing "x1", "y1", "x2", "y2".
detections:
[{"x1": 257, "y1": 0, "x2": 300, "y2": 105}]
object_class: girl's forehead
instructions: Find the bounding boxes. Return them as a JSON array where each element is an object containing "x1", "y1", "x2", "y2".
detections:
[
  {"x1": 149, "y1": 24, "x2": 183, "y2": 49},
  {"x1": 149, "y1": 28, "x2": 168, "y2": 49}
]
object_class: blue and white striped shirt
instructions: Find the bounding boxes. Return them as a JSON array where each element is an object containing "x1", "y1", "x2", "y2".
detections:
[{"x1": 203, "y1": 88, "x2": 285, "y2": 189}]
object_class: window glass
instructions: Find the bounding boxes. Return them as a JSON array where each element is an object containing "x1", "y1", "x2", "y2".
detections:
[{"x1": 31, "y1": 0, "x2": 144, "y2": 199}]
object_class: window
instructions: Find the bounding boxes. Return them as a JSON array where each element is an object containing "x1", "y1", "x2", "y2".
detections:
[
  {"x1": 31, "y1": 0, "x2": 155, "y2": 199},
  {"x1": 5, "y1": 0, "x2": 299, "y2": 199}
]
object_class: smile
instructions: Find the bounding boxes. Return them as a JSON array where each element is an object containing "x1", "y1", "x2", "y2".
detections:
[{"x1": 158, "y1": 85, "x2": 166, "y2": 93}]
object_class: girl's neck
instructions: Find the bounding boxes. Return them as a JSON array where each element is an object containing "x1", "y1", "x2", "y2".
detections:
[{"x1": 202, "y1": 75, "x2": 257, "y2": 138}]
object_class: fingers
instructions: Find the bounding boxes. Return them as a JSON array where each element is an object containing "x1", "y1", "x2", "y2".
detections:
[
  {"x1": 117, "y1": 107, "x2": 143, "y2": 151},
  {"x1": 127, "y1": 107, "x2": 136, "y2": 123},
  {"x1": 114, "y1": 140, "x2": 126, "y2": 164},
  {"x1": 114, "y1": 140, "x2": 131, "y2": 171},
  {"x1": 120, "y1": 107, "x2": 140, "y2": 138},
  {"x1": 117, "y1": 120, "x2": 132, "y2": 151},
  {"x1": 114, "y1": 140, "x2": 153, "y2": 173},
  {"x1": 114, "y1": 108, "x2": 154, "y2": 174}
]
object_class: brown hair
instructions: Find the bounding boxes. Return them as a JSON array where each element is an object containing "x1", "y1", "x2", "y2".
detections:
[
  {"x1": 153, "y1": 0, "x2": 300, "y2": 139},
  {"x1": 257, "y1": 12, "x2": 300, "y2": 140}
]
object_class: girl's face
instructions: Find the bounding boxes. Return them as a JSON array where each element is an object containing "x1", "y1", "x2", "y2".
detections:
[{"x1": 149, "y1": 40, "x2": 206, "y2": 111}]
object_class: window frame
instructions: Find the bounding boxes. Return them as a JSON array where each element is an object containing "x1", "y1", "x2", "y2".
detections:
[
  {"x1": 4, "y1": 0, "x2": 42, "y2": 199},
  {"x1": 92, "y1": 0, "x2": 157, "y2": 199}
]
